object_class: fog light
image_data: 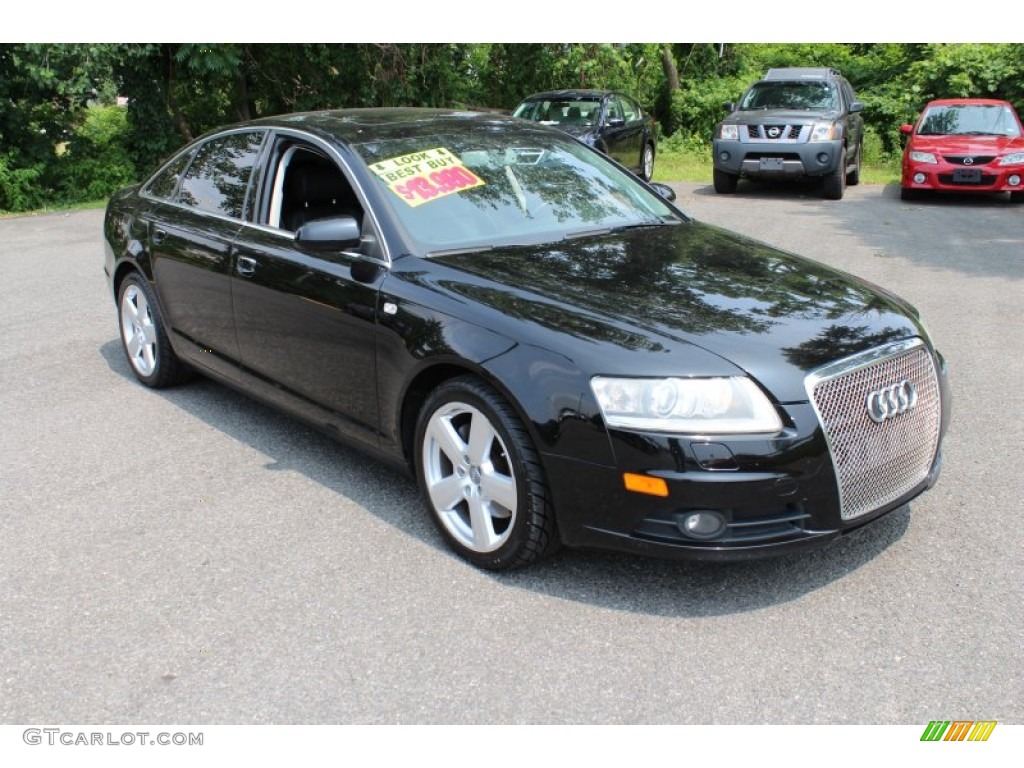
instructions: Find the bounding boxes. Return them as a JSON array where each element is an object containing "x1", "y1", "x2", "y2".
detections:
[
  {"x1": 913, "y1": 172, "x2": 926, "y2": 184},
  {"x1": 719, "y1": 151, "x2": 730, "y2": 162},
  {"x1": 675, "y1": 510, "x2": 727, "y2": 540},
  {"x1": 1009, "y1": 174, "x2": 1021, "y2": 186},
  {"x1": 817, "y1": 153, "x2": 829, "y2": 164}
]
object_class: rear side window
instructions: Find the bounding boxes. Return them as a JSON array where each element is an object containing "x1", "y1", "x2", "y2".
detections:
[
  {"x1": 144, "y1": 152, "x2": 193, "y2": 200},
  {"x1": 176, "y1": 131, "x2": 265, "y2": 218}
]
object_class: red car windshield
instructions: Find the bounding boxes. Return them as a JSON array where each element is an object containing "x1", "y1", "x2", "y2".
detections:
[{"x1": 918, "y1": 104, "x2": 1021, "y2": 137}]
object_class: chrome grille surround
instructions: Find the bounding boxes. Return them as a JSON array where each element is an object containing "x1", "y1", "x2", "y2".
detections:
[{"x1": 804, "y1": 338, "x2": 941, "y2": 521}]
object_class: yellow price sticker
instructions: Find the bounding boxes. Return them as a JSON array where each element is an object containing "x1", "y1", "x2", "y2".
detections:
[{"x1": 370, "y1": 147, "x2": 485, "y2": 207}]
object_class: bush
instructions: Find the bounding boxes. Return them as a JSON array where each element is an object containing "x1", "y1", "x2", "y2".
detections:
[
  {"x1": 0, "y1": 156, "x2": 46, "y2": 213},
  {"x1": 50, "y1": 105, "x2": 136, "y2": 204}
]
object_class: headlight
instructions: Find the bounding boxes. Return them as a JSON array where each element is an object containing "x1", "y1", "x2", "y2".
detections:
[
  {"x1": 909, "y1": 151, "x2": 937, "y2": 164},
  {"x1": 998, "y1": 152, "x2": 1024, "y2": 166},
  {"x1": 590, "y1": 376, "x2": 783, "y2": 434},
  {"x1": 718, "y1": 124, "x2": 739, "y2": 141},
  {"x1": 809, "y1": 122, "x2": 838, "y2": 142}
]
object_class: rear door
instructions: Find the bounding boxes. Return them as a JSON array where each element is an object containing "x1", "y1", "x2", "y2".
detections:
[{"x1": 147, "y1": 130, "x2": 266, "y2": 378}]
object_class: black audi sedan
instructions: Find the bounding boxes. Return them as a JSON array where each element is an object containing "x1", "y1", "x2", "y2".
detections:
[
  {"x1": 103, "y1": 109, "x2": 950, "y2": 570},
  {"x1": 513, "y1": 90, "x2": 657, "y2": 180}
]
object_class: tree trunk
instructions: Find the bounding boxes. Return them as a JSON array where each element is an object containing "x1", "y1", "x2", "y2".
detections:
[{"x1": 661, "y1": 45, "x2": 680, "y2": 92}]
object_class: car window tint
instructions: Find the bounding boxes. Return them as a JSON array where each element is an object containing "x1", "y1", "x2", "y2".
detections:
[
  {"x1": 144, "y1": 152, "x2": 193, "y2": 200},
  {"x1": 176, "y1": 131, "x2": 265, "y2": 218},
  {"x1": 620, "y1": 96, "x2": 639, "y2": 122},
  {"x1": 607, "y1": 97, "x2": 625, "y2": 122}
]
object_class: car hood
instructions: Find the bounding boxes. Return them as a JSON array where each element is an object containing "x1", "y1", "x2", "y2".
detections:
[
  {"x1": 909, "y1": 133, "x2": 1024, "y2": 155},
  {"x1": 727, "y1": 108, "x2": 841, "y2": 125},
  {"x1": 417, "y1": 223, "x2": 923, "y2": 403}
]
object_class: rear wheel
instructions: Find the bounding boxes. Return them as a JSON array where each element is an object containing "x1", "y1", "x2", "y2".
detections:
[
  {"x1": 415, "y1": 376, "x2": 558, "y2": 570},
  {"x1": 640, "y1": 143, "x2": 655, "y2": 181},
  {"x1": 847, "y1": 142, "x2": 862, "y2": 186},
  {"x1": 118, "y1": 272, "x2": 189, "y2": 388},
  {"x1": 713, "y1": 168, "x2": 738, "y2": 194}
]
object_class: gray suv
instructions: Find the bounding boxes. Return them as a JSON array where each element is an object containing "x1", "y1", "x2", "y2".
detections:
[{"x1": 712, "y1": 68, "x2": 864, "y2": 200}]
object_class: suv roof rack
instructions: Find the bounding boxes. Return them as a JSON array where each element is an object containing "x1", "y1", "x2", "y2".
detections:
[{"x1": 763, "y1": 67, "x2": 842, "y2": 81}]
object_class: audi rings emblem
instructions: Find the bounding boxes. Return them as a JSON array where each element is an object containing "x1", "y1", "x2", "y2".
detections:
[
  {"x1": 866, "y1": 380, "x2": 917, "y2": 423},
  {"x1": 963, "y1": 157, "x2": 974, "y2": 165},
  {"x1": 767, "y1": 126, "x2": 782, "y2": 138}
]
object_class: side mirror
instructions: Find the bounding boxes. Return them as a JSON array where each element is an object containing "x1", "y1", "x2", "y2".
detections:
[
  {"x1": 723, "y1": 101, "x2": 736, "y2": 113},
  {"x1": 295, "y1": 215, "x2": 361, "y2": 251},
  {"x1": 900, "y1": 124, "x2": 914, "y2": 135},
  {"x1": 849, "y1": 101, "x2": 865, "y2": 114},
  {"x1": 649, "y1": 182, "x2": 676, "y2": 202}
]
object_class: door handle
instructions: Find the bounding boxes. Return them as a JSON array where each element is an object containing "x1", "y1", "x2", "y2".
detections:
[{"x1": 236, "y1": 256, "x2": 257, "y2": 276}]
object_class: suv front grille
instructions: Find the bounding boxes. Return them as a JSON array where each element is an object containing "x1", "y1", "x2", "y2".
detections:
[
  {"x1": 805, "y1": 339, "x2": 941, "y2": 521},
  {"x1": 746, "y1": 124, "x2": 803, "y2": 141}
]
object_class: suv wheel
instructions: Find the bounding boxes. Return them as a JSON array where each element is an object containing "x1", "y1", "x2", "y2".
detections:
[
  {"x1": 822, "y1": 148, "x2": 847, "y2": 200},
  {"x1": 713, "y1": 168, "x2": 738, "y2": 194},
  {"x1": 847, "y1": 143, "x2": 862, "y2": 186}
]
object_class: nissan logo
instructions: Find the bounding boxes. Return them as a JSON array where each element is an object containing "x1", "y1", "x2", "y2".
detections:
[
  {"x1": 866, "y1": 381, "x2": 917, "y2": 423},
  {"x1": 963, "y1": 157, "x2": 974, "y2": 165},
  {"x1": 767, "y1": 126, "x2": 782, "y2": 138}
]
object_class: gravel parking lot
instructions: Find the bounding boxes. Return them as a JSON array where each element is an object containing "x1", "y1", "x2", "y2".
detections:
[{"x1": 1, "y1": 181, "x2": 1020, "y2": 725}]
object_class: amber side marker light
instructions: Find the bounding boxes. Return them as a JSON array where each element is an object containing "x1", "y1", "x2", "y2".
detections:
[{"x1": 623, "y1": 473, "x2": 669, "y2": 497}]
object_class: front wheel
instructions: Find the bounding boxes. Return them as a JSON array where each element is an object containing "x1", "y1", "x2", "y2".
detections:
[
  {"x1": 713, "y1": 168, "x2": 738, "y2": 194},
  {"x1": 822, "y1": 148, "x2": 847, "y2": 200},
  {"x1": 415, "y1": 376, "x2": 558, "y2": 570},
  {"x1": 118, "y1": 272, "x2": 189, "y2": 388},
  {"x1": 640, "y1": 143, "x2": 655, "y2": 181},
  {"x1": 1010, "y1": 190, "x2": 1024, "y2": 203}
]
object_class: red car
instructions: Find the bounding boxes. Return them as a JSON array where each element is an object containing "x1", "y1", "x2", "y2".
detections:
[{"x1": 900, "y1": 98, "x2": 1024, "y2": 201}]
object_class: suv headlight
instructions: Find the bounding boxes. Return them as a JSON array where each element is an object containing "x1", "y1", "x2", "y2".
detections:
[
  {"x1": 809, "y1": 122, "x2": 839, "y2": 142},
  {"x1": 590, "y1": 376, "x2": 783, "y2": 434},
  {"x1": 718, "y1": 124, "x2": 739, "y2": 141},
  {"x1": 998, "y1": 152, "x2": 1024, "y2": 166},
  {"x1": 909, "y1": 151, "x2": 938, "y2": 164}
]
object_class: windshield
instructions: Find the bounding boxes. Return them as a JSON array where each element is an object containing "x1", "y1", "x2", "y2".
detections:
[
  {"x1": 352, "y1": 129, "x2": 677, "y2": 253},
  {"x1": 740, "y1": 81, "x2": 839, "y2": 111},
  {"x1": 513, "y1": 99, "x2": 602, "y2": 127},
  {"x1": 917, "y1": 104, "x2": 1021, "y2": 137}
]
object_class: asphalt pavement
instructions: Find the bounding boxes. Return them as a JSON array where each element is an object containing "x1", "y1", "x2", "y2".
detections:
[{"x1": 1, "y1": 181, "x2": 1020, "y2": 724}]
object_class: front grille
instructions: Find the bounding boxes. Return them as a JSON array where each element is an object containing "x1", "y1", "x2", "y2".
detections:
[
  {"x1": 806, "y1": 339, "x2": 941, "y2": 521},
  {"x1": 943, "y1": 155, "x2": 995, "y2": 166},
  {"x1": 747, "y1": 124, "x2": 803, "y2": 141}
]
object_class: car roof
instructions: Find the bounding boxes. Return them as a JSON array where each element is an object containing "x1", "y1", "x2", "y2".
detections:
[
  {"x1": 215, "y1": 108, "x2": 549, "y2": 145},
  {"x1": 922, "y1": 98, "x2": 1015, "y2": 108},
  {"x1": 520, "y1": 90, "x2": 613, "y2": 101},
  {"x1": 762, "y1": 68, "x2": 842, "y2": 81}
]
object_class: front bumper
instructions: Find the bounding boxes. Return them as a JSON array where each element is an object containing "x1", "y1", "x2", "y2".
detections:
[
  {"x1": 714, "y1": 138, "x2": 843, "y2": 179},
  {"x1": 902, "y1": 160, "x2": 1024, "y2": 194},
  {"x1": 544, "y1": 346, "x2": 951, "y2": 562}
]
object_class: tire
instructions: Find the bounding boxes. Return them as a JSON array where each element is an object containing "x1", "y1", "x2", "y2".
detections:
[
  {"x1": 847, "y1": 142, "x2": 862, "y2": 186},
  {"x1": 900, "y1": 187, "x2": 921, "y2": 201},
  {"x1": 415, "y1": 376, "x2": 558, "y2": 570},
  {"x1": 640, "y1": 143, "x2": 655, "y2": 181},
  {"x1": 1010, "y1": 191, "x2": 1024, "y2": 203},
  {"x1": 117, "y1": 272, "x2": 189, "y2": 388},
  {"x1": 822, "y1": 148, "x2": 847, "y2": 200},
  {"x1": 713, "y1": 168, "x2": 738, "y2": 194}
]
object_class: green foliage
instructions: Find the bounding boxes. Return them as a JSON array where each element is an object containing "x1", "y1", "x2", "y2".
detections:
[
  {"x1": 0, "y1": 155, "x2": 46, "y2": 212},
  {"x1": 51, "y1": 105, "x2": 136, "y2": 204}
]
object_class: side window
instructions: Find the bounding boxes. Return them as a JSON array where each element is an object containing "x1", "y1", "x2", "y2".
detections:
[
  {"x1": 263, "y1": 141, "x2": 364, "y2": 233},
  {"x1": 606, "y1": 97, "x2": 625, "y2": 123},
  {"x1": 144, "y1": 151, "x2": 193, "y2": 200},
  {"x1": 176, "y1": 131, "x2": 265, "y2": 218},
  {"x1": 620, "y1": 96, "x2": 639, "y2": 123}
]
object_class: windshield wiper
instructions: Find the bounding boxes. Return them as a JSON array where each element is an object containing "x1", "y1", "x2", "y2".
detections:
[
  {"x1": 563, "y1": 227, "x2": 613, "y2": 240},
  {"x1": 426, "y1": 245, "x2": 494, "y2": 258},
  {"x1": 612, "y1": 219, "x2": 681, "y2": 232}
]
